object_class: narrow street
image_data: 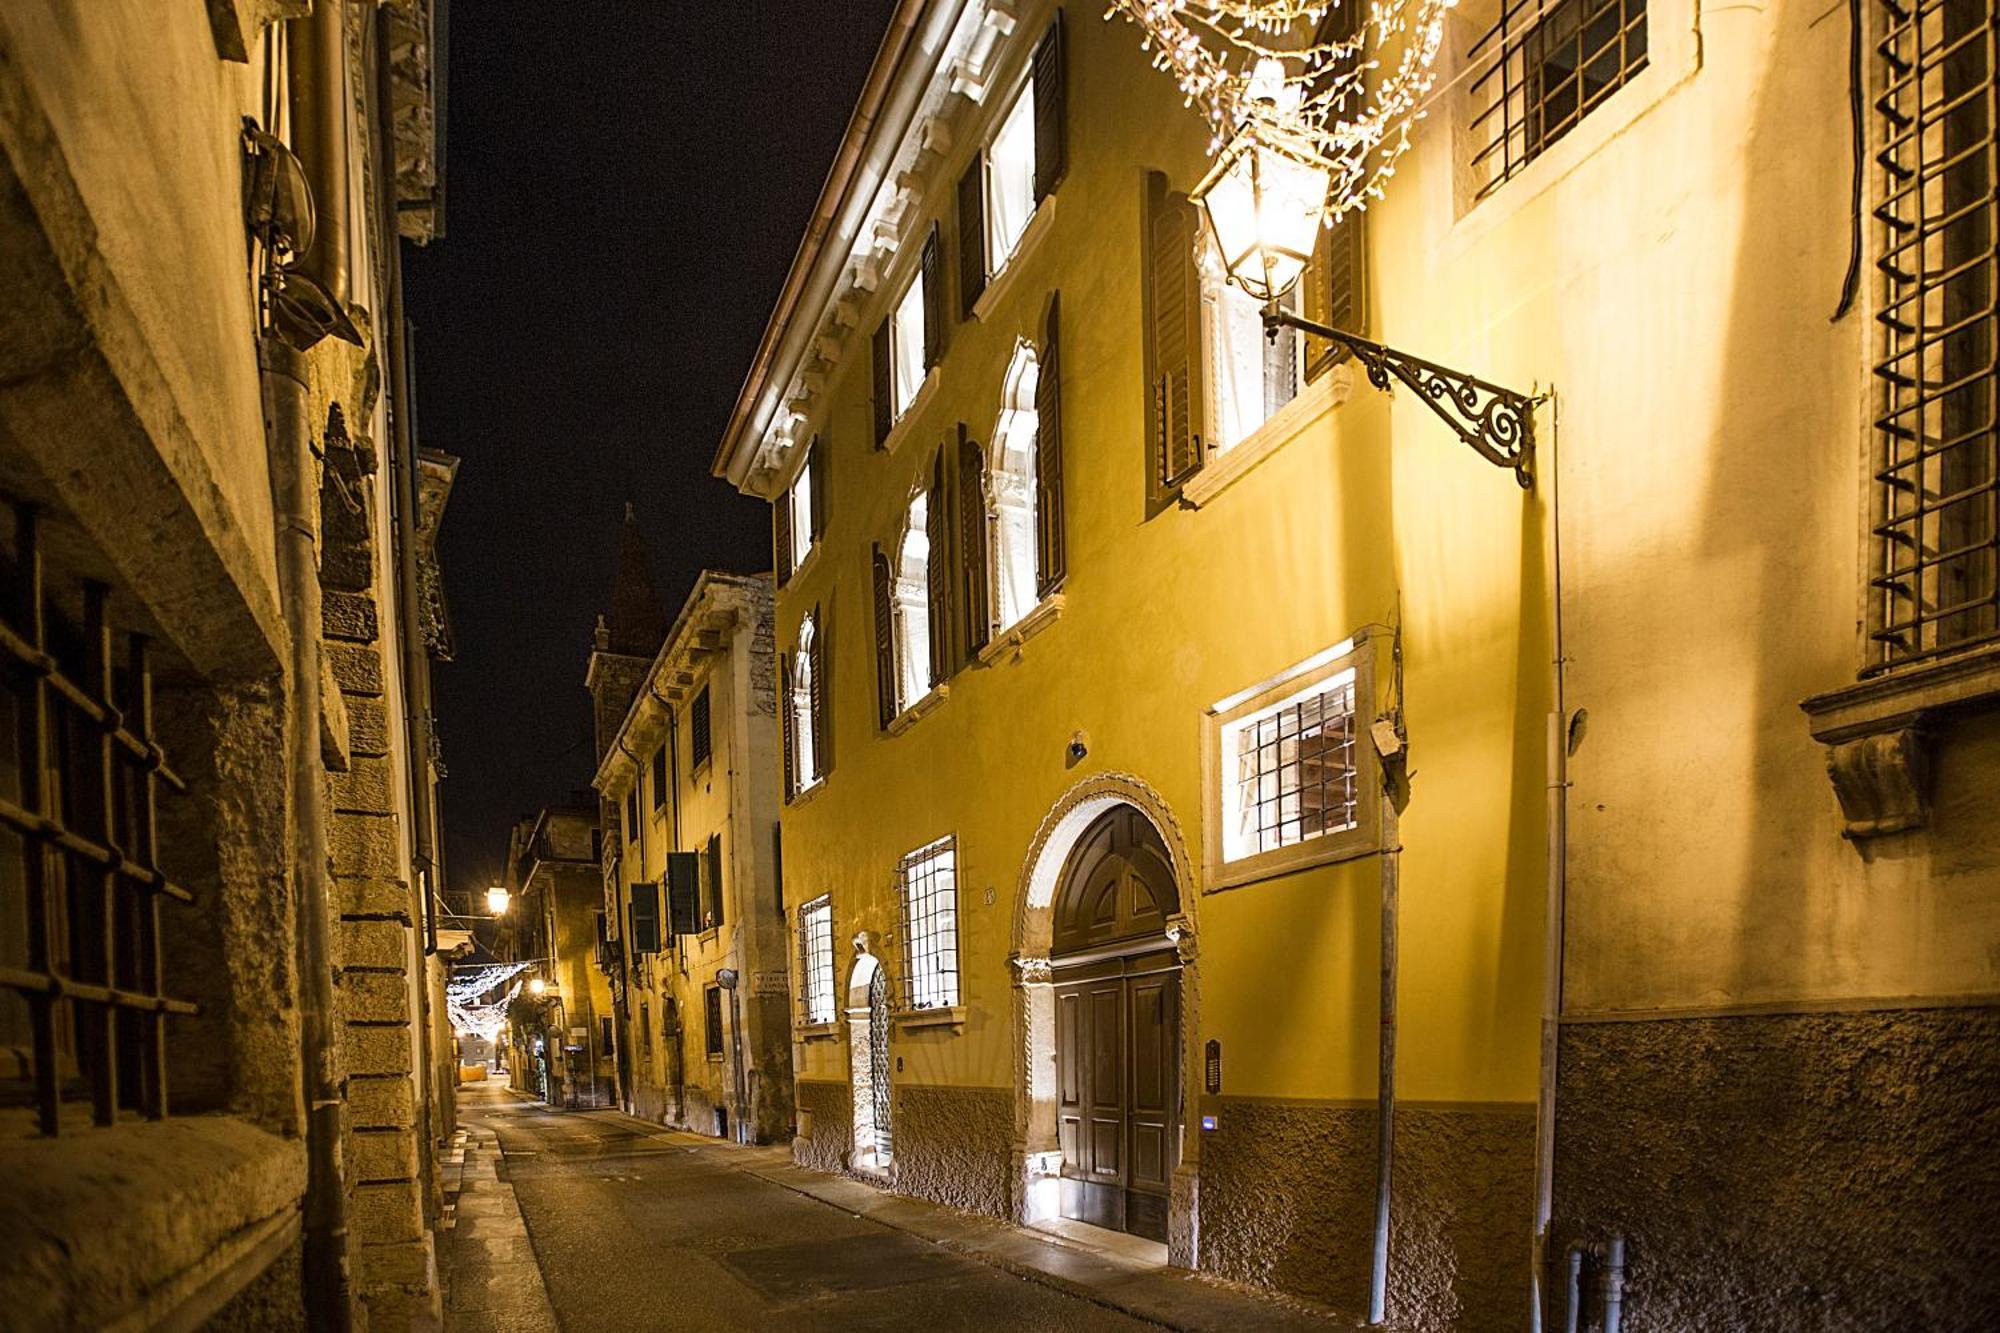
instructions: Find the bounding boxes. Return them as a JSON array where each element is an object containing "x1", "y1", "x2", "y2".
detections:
[{"x1": 441, "y1": 1082, "x2": 1326, "y2": 1332}]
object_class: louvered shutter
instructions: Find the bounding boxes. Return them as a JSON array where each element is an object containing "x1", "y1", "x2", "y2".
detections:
[
  {"x1": 773, "y1": 489, "x2": 793, "y2": 586},
  {"x1": 925, "y1": 447, "x2": 951, "y2": 685},
  {"x1": 1032, "y1": 14, "x2": 1067, "y2": 202},
  {"x1": 921, "y1": 223, "x2": 946, "y2": 369},
  {"x1": 873, "y1": 319, "x2": 893, "y2": 446},
  {"x1": 1036, "y1": 292, "x2": 1066, "y2": 596},
  {"x1": 706, "y1": 832, "x2": 724, "y2": 929},
  {"x1": 873, "y1": 545, "x2": 896, "y2": 727},
  {"x1": 958, "y1": 426, "x2": 991, "y2": 655},
  {"x1": 958, "y1": 158, "x2": 987, "y2": 317},
  {"x1": 780, "y1": 650, "x2": 797, "y2": 799},
  {"x1": 808, "y1": 435, "x2": 826, "y2": 541},
  {"x1": 1145, "y1": 172, "x2": 1204, "y2": 489},
  {"x1": 808, "y1": 603, "x2": 827, "y2": 775},
  {"x1": 1303, "y1": 4, "x2": 1365, "y2": 381}
]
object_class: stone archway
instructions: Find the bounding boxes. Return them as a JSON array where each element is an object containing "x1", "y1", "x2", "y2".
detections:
[
  {"x1": 1010, "y1": 773, "x2": 1199, "y2": 1264},
  {"x1": 846, "y1": 939, "x2": 893, "y2": 1174}
]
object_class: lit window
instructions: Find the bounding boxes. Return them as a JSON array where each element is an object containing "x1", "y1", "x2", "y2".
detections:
[
  {"x1": 896, "y1": 837, "x2": 959, "y2": 1010},
  {"x1": 798, "y1": 895, "x2": 835, "y2": 1025},
  {"x1": 990, "y1": 343, "x2": 1041, "y2": 630},
  {"x1": 787, "y1": 453, "x2": 813, "y2": 571},
  {"x1": 1221, "y1": 670, "x2": 1359, "y2": 863},
  {"x1": 894, "y1": 490, "x2": 932, "y2": 711},
  {"x1": 792, "y1": 613, "x2": 820, "y2": 790},
  {"x1": 1203, "y1": 237, "x2": 1301, "y2": 453},
  {"x1": 891, "y1": 274, "x2": 928, "y2": 420},
  {"x1": 986, "y1": 79, "x2": 1038, "y2": 270}
]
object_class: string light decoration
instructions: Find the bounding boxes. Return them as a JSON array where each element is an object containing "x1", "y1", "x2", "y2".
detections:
[
  {"x1": 1104, "y1": 0, "x2": 1455, "y2": 222},
  {"x1": 446, "y1": 963, "x2": 532, "y2": 1047}
]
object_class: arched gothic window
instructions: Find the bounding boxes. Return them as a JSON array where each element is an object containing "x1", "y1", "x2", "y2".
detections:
[
  {"x1": 990, "y1": 343, "x2": 1042, "y2": 632},
  {"x1": 894, "y1": 489, "x2": 932, "y2": 712},
  {"x1": 791, "y1": 611, "x2": 819, "y2": 789}
]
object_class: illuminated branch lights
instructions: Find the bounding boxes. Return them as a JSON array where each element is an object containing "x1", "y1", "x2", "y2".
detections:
[
  {"x1": 1105, "y1": 0, "x2": 1454, "y2": 220},
  {"x1": 447, "y1": 962, "x2": 534, "y2": 1044}
]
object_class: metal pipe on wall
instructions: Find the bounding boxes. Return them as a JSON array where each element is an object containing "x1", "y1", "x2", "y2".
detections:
[
  {"x1": 1532, "y1": 395, "x2": 1569, "y2": 1332},
  {"x1": 286, "y1": 0, "x2": 348, "y2": 305},
  {"x1": 1368, "y1": 788, "x2": 1401, "y2": 1325}
]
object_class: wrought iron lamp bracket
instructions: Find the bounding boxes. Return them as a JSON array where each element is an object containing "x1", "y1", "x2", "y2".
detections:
[{"x1": 1264, "y1": 303, "x2": 1542, "y2": 489}]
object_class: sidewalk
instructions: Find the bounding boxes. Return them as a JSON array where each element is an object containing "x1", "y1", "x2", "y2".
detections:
[{"x1": 437, "y1": 1116, "x2": 559, "y2": 1332}]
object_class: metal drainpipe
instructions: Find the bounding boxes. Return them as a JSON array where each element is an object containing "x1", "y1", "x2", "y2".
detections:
[
  {"x1": 1368, "y1": 782, "x2": 1401, "y2": 1325},
  {"x1": 287, "y1": 0, "x2": 348, "y2": 306},
  {"x1": 1532, "y1": 394, "x2": 1569, "y2": 1332},
  {"x1": 262, "y1": 336, "x2": 353, "y2": 1333}
]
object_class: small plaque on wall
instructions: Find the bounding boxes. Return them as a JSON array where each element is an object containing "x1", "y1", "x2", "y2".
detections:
[{"x1": 1205, "y1": 1038, "x2": 1222, "y2": 1094}]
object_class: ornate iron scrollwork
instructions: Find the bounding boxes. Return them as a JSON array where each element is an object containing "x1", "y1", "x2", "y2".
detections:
[{"x1": 1266, "y1": 305, "x2": 1542, "y2": 489}]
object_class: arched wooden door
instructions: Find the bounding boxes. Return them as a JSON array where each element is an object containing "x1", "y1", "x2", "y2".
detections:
[{"x1": 1051, "y1": 805, "x2": 1181, "y2": 1242}]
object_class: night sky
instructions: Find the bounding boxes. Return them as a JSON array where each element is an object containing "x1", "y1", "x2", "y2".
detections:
[{"x1": 402, "y1": 4, "x2": 900, "y2": 902}]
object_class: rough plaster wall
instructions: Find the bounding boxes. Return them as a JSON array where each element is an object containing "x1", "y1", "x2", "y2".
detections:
[
  {"x1": 891, "y1": 1085, "x2": 1012, "y2": 1218},
  {"x1": 1199, "y1": 1101, "x2": 1532, "y2": 1329},
  {"x1": 794, "y1": 1079, "x2": 852, "y2": 1174},
  {"x1": 1552, "y1": 1009, "x2": 2000, "y2": 1332}
]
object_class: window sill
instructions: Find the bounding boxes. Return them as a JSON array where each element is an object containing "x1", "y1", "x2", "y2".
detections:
[
  {"x1": 794, "y1": 1021, "x2": 841, "y2": 1042},
  {"x1": 1181, "y1": 365, "x2": 1355, "y2": 510},
  {"x1": 786, "y1": 774, "x2": 827, "y2": 808},
  {"x1": 976, "y1": 594, "x2": 1065, "y2": 667},
  {"x1": 1204, "y1": 831, "x2": 1383, "y2": 893},
  {"x1": 706, "y1": 1052, "x2": 725, "y2": 1063},
  {"x1": 886, "y1": 682, "x2": 950, "y2": 736},
  {"x1": 780, "y1": 540, "x2": 822, "y2": 592},
  {"x1": 971, "y1": 197, "x2": 1057, "y2": 325},
  {"x1": 1801, "y1": 642, "x2": 2000, "y2": 838},
  {"x1": 893, "y1": 1005, "x2": 966, "y2": 1030},
  {"x1": 882, "y1": 368, "x2": 941, "y2": 453}
]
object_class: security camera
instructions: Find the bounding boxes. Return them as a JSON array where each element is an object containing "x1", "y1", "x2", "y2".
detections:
[{"x1": 1066, "y1": 731, "x2": 1089, "y2": 767}]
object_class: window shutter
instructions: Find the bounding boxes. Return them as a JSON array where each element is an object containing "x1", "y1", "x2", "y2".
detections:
[
  {"x1": 1036, "y1": 292, "x2": 1067, "y2": 596},
  {"x1": 629, "y1": 882, "x2": 661, "y2": 955},
  {"x1": 1302, "y1": 1, "x2": 1365, "y2": 382},
  {"x1": 926, "y1": 447, "x2": 952, "y2": 685},
  {"x1": 780, "y1": 650, "x2": 797, "y2": 799},
  {"x1": 808, "y1": 435, "x2": 826, "y2": 541},
  {"x1": 773, "y1": 490, "x2": 794, "y2": 586},
  {"x1": 873, "y1": 319, "x2": 893, "y2": 446},
  {"x1": 666, "y1": 852, "x2": 701, "y2": 936},
  {"x1": 808, "y1": 603, "x2": 828, "y2": 774},
  {"x1": 1032, "y1": 14, "x2": 1067, "y2": 202},
  {"x1": 958, "y1": 157, "x2": 987, "y2": 317},
  {"x1": 873, "y1": 545, "x2": 896, "y2": 728},
  {"x1": 958, "y1": 426, "x2": 991, "y2": 656},
  {"x1": 1145, "y1": 172, "x2": 1205, "y2": 489},
  {"x1": 707, "y1": 832, "x2": 724, "y2": 929},
  {"x1": 922, "y1": 222, "x2": 946, "y2": 369}
]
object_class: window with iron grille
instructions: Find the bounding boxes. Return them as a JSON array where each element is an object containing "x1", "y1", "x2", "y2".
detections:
[
  {"x1": 690, "y1": 686, "x2": 712, "y2": 770},
  {"x1": 704, "y1": 984, "x2": 724, "y2": 1057},
  {"x1": 1869, "y1": 0, "x2": 2000, "y2": 668},
  {"x1": 0, "y1": 504, "x2": 190, "y2": 1134},
  {"x1": 1222, "y1": 672, "x2": 1360, "y2": 862},
  {"x1": 896, "y1": 837, "x2": 959, "y2": 1010},
  {"x1": 1466, "y1": 0, "x2": 1649, "y2": 201},
  {"x1": 798, "y1": 895, "x2": 836, "y2": 1025}
]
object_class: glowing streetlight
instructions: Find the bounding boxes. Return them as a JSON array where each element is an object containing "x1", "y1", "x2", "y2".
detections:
[
  {"x1": 1192, "y1": 63, "x2": 1330, "y2": 305},
  {"x1": 485, "y1": 886, "x2": 510, "y2": 916},
  {"x1": 527, "y1": 976, "x2": 546, "y2": 996}
]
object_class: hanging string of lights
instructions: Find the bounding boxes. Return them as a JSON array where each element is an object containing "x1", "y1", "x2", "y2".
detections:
[
  {"x1": 446, "y1": 962, "x2": 533, "y2": 1045},
  {"x1": 1103, "y1": 0, "x2": 1456, "y2": 221}
]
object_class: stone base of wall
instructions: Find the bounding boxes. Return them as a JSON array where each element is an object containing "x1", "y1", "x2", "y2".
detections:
[
  {"x1": 890, "y1": 1085, "x2": 1013, "y2": 1219},
  {"x1": 794, "y1": 1079, "x2": 852, "y2": 1174},
  {"x1": 1198, "y1": 1099, "x2": 1533, "y2": 1330},
  {"x1": 1551, "y1": 1005, "x2": 2000, "y2": 1332}
]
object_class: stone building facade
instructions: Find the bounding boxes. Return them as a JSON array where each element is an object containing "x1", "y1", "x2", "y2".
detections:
[
  {"x1": 712, "y1": 1, "x2": 2000, "y2": 1328},
  {"x1": 593, "y1": 572, "x2": 794, "y2": 1143},
  {"x1": 0, "y1": 1, "x2": 458, "y2": 1327}
]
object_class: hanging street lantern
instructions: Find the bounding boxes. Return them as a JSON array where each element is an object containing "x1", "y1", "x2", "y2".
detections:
[
  {"x1": 1194, "y1": 61, "x2": 1332, "y2": 303},
  {"x1": 485, "y1": 885, "x2": 511, "y2": 916}
]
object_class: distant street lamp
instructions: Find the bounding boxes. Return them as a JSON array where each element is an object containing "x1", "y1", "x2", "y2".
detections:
[
  {"x1": 485, "y1": 886, "x2": 511, "y2": 916},
  {"x1": 528, "y1": 976, "x2": 547, "y2": 996}
]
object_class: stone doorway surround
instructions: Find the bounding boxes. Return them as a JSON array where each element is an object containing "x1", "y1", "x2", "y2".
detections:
[
  {"x1": 1009, "y1": 773, "x2": 1200, "y2": 1267},
  {"x1": 846, "y1": 937, "x2": 894, "y2": 1176}
]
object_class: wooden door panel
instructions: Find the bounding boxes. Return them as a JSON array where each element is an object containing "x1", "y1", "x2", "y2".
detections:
[
  {"x1": 1129, "y1": 977, "x2": 1168, "y2": 1114},
  {"x1": 1131, "y1": 1121, "x2": 1167, "y2": 1190},
  {"x1": 1089, "y1": 1117, "x2": 1122, "y2": 1177},
  {"x1": 1057, "y1": 988, "x2": 1082, "y2": 1110}
]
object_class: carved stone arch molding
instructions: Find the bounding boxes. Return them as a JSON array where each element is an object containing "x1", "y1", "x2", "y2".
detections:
[{"x1": 1008, "y1": 772, "x2": 1202, "y2": 1266}]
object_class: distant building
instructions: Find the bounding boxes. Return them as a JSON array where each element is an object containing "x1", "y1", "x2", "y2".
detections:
[{"x1": 593, "y1": 572, "x2": 794, "y2": 1142}]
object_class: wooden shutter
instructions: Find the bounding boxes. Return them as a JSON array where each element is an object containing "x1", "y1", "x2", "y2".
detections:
[
  {"x1": 666, "y1": 852, "x2": 701, "y2": 936},
  {"x1": 629, "y1": 882, "x2": 660, "y2": 954},
  {"x1": 808, "y1": 434, "x2": 826, "y2": 541},
  {"x1": 925, "y1": 447, "x2": 951, "y2": 685},
  {"x1": 958, "y1": 426, "x2": 991, "y2": 656},
  {"x1": 873, "y1": 545, "x2": 896, "y2": 728},
  {"x1": 808, "y1": 603, "x2": 827, "y2": 775},
  {"x1": 1032, "y1": 14, "x2": 1067, "y2": 202},
  {"x1": 707, "y1": 832, "x2": 724, "y2": 929},
  {"x1": 1036, "y1": 292, "x2": 1066, "y2": 596},
  {"x1": 1302, "y1": 3, "x2": 1366, "y2": 382},
  {"x1": 1145, "y1": 172, "x2": 1204, "y2": 489},
  {"x1": 958, "y1": 157, "x2": 987, "y2": 317},
  {"x1": 921, "y1": 223, "x2": 946, "y2": 369},
  {"x1": 872, "y1": 319, "x2": 893, "y2": 446},
  {"x1": 780, "y1": 650, "x2": 797, "y2": 798},
  {"x1": 773, "y1": 489, "x2": 793, "y2": 586}
]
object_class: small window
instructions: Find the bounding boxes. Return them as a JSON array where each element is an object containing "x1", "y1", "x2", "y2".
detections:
[
  {"x1": 704, "y1": 985, "x2": 724, "y2": 1058},
  {"x1": 1203, "y1": 235, "x2": 1301, "y2": 454},
  {"x1": 624, "y1": 788, "x2": 638, "y2": 841},
  {"x1": 786, "y1": 449, "x2": 815, "y2": 572},
  {"x1": 598, "y1": 1016, "x2": 613, "y2": 1050},
  {"x1": 790, "y1": 612, "x2": 822, "y2": 791},
  {"x1": 896, "y1": 836, "x2": 960, "y2": 1010},
  {"x1": 891, "y1": 273, "x2": 928, "y2": 420},
  {"x1": 704, "y1": 831, "x2": 724, "y2": 930},
  {"x1": 894, "y1": 490, "x2": 933, "y2": 712},
  {"x1": 690, "y1": 686, "x2": 712, "y2": 770},
  {"x1": 798, "y1": 895, "x2": 836, "y2": 1025},
  {"x1": 986, "y1": 79, "x2": 1038, "y2": 270},
  {"x1": 650, "y1": 745, "x2": 667, "y2": 809},
  {"x1": 1466, "y1": 0, "x2": 1649, "y2": 201},
  {"x1": 1205, "y1": 637, "x2": 1380, "y2": 888},
  {"x1": 990, "y1": 343, "x2": 1042, "y2": 632}
]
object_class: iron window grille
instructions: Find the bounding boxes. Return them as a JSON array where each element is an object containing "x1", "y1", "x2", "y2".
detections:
[
  {"x1": 1226, "y1": 673, "x2": 1360, "y2": 861},
  {"x1": 798, "y1": 895, "x2": 835, "y2": 1025},
  {"x1": 690, "y1": 686, "x2": 712, "y2": 771},
  {"x1": 0, "y1": 504, "x2": 192, "y2": 1135},
  {"x1": 895, "y1": 837, "x2": 959, "y2": 1011},
  {"x1": 704, "y1": 984, "x2": 724, "y2": 1057},
  {"x1": 1466, "y1": 0, "x2": 1649, "y2": 201},
  {"x1": 1868, "y1": 0, "x2": 2000, "y2": 669}
]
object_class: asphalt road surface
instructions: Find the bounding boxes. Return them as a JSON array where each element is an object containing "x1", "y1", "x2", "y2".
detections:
[{"x1": 459, "y1": 1088, "x2": 1158, "y2": 1332}]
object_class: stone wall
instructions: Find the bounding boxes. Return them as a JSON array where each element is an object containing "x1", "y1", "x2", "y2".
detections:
[
  {"x1": 890, "y1": 1085, "x2": 1013, "y2": 1218},
  {"x1": 794, "y1": 1079, "x2": 852, "y2": 1174},
  {"x1": 1551, "y1": 1007, "x2": 2000, "y2": 1331},
  {"x1": 1198, "y1": 1099, "x2": 1532, "y2": 1330}
]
